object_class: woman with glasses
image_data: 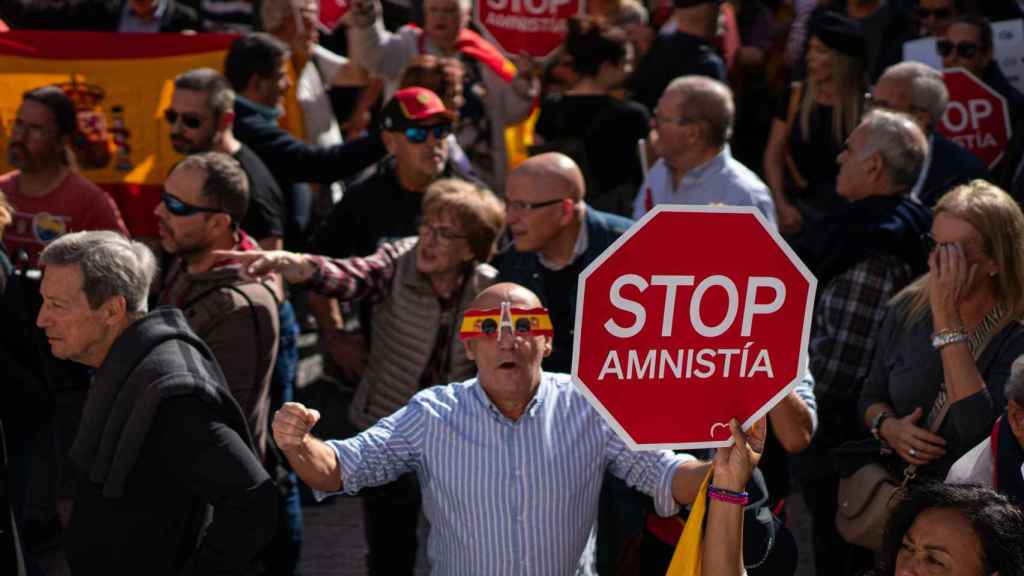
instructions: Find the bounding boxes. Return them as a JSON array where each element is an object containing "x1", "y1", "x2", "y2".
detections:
[
  {"x1": 215, "y1": 178, "x2": 503, "y2": 573},
  {"x1": 861, "y1": 181, "x2": 1024, "y2": 482},
  {"x1": 763, "y1": 10, "x2": 865, "y2": 236}
]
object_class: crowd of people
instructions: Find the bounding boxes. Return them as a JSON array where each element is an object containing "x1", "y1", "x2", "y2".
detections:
[{"x1": 4, "y1": 0, "x2": 1024, "y2": 575}]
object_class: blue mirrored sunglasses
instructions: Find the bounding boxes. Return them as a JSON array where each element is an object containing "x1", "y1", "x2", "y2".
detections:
[
  {"x1": 161, "y1": 192, "x2": 224, "y2": 217},
  {"x1": 404, "y1": 123, "x2": 452, "y2": 144}
]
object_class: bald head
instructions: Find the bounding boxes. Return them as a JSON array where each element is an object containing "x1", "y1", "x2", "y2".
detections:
[
  {"x1": 469, "y1": 282, "x2": 543, "y2": 311},
  {"x1": 509, "y1": 153, "x2": 585, "y2": 201}
]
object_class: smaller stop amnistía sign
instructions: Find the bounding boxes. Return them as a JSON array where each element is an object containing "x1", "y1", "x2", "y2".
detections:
[{"x1": 572, "y1": 205, "x2": 817, "y2": 450}]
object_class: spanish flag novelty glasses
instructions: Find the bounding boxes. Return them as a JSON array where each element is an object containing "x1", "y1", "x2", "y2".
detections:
[{"x1": 459, "y1": 302, "x2": 554, "y2": 341}]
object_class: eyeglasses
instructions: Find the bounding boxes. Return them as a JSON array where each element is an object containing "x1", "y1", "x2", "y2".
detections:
[
  {"x1": 936, "y1": 39, "x2": 980, "y2": 59},
  {"x1": 163, "y1": 108, "x2": 204, "y2": 130},
  {"x1": 921, "y1": 232, "x2": 937, "y2": 253},
  {"x1": 404, "y1": 123, "x2": 452, "y2": 144},
  {"x1": 459, "y1": 304, "x2": 554, "y2": 341},
  {"x1": 916, "y1": 7, "x2": 952, "y2": 20},
  {"x1": 506, "y1": 198, "x2": 566, "y2": 213},
  {"x1": 418, "y1": 221, "x2": 467, "y2": 242},
  {"x1": 161, "y1": 192, "x2": 224, "y2": 218}
]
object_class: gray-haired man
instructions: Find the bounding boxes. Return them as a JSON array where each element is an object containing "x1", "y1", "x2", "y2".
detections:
[{"x1": 36, "y1": 230, "x2": 277, "y2": 575}]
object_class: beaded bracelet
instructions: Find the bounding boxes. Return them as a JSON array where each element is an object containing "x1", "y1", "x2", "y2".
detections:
[{"x1": 708, "y1": 485, "x2": 749, "y2": 506}]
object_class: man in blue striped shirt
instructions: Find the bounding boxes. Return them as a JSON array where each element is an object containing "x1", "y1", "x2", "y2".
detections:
[{"x1": 273, "y1": 282, "x2": 708, "y2": 575}]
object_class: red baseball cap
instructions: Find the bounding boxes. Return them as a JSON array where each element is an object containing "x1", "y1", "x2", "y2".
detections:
[{"x1": 380, "y1": 87, "x2": 457, "y2": 131}]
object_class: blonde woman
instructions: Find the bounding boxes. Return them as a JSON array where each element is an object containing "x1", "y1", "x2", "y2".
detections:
[
  {"x1": 861, "y1": 181, "x2": 1024, "y2": 478},
  {"x1": 763, "y1": 10, "x2": 865, "y2": 234}
]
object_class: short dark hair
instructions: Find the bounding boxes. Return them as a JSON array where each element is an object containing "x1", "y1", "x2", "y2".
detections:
[
  {"x1": 872, "y1": 483, "x2": 1024, "y2": 576},
  {"x1": 22, "y1": 85, "x2": 77, "y2": 138},
  {"x1": 174, "y1": 68, "x2": 236, "y2": 119},
  {"x1": 565, "y1": 16, "x2": 628, "y2": 78},
  {"x1": 176, "y1": 152, "x2": 250, "y2": 224},
  {"x1": 223, "y1": 33, "x2": 290, "y2": 93},
  {"x1": 951, "y1": 14, "x2": 994, "y2": 52}
]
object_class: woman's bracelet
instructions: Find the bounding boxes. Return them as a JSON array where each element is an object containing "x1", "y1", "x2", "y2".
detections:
[
  {"x1": 708, "y1": 485, "x2": 749, "y2": 506},
  {"x1": 931, "y1": 328, "x2": 968, "y2": 350}
]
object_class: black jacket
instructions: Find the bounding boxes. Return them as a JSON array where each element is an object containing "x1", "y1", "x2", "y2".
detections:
[
  {"x1": 65, "y1": 308, "x2": 277, "y2": 576},
  {"x1": 233, "y1": 97, "x2": 387, "y2": 196},
  {"x1": 918, "y1": 132, "x2": 990, "y2": 207}
]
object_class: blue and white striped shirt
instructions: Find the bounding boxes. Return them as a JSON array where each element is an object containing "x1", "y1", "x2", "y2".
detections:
[{"x1": 322, "y1": 372, "x2": 693, "y2": 575}]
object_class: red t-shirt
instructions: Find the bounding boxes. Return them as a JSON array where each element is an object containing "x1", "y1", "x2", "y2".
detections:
[{"x1": 1, "y1": 170, "x2": 129, "y2": 268}]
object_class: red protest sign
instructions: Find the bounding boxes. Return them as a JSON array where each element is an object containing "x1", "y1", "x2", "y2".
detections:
[
  {"x1": 572, "y1": 206, "x2": 816, "y2": 450},
  {"x1": 474, "y1": 0, "x2": 583, "y2": 59},
  {"x1": 938, "y1": 68, "x2": 1013, "y2": 170},
  {"x1": 320, "y1": 0, "x2": 351, "y2": 33}
]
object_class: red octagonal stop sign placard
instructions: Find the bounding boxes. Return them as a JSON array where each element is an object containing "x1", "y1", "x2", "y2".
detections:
[
  {"x1": 572, "y1": 205, "x2": 816, "y2": 450},
  {"x1": 937, "y1": 67, "x2": 1013, "y2": 170},
  {"x1": 474, "y1": 0, "x2": 583, "y2": 59}
]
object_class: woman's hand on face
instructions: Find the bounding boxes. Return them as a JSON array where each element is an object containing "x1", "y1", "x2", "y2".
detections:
[
  {"x1": 928, "y1": 242, "x2": 976, "y2": 328},
  {"x1": 879, "y1": 407, "x2": 946, "y2": 466}
]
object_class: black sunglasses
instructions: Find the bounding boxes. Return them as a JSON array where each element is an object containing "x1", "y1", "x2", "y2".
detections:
[
  {"x1": 936, "y1": 39, "x2": 980, "y2": 59},
  {"x1": 916, "y1": 7, "x2": 952, "y2": 20},
  {"x1": 163, "y1": 108, "x2": 204, "y2": 130},
  {"x1": 161, "y1": 192, "x2": 224, "y2": 218},
  {"x1": 403, "y1": 123, "x2": 452, "y2": 144}
]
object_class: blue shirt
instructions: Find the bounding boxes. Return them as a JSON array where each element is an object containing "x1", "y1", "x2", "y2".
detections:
[
  {"x1": 321, "y1": 372, "x2": 692, "y2": 575},
  {"x1": 634, "y1": 145, "x2": 778, "y2": 230}
]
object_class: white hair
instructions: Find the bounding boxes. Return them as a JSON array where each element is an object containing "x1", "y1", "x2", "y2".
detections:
[
  {"x1": 40, "y1": 230, "x2": 157, "y2": 316},
  {"x1": 859, "y1": 109, "x2": 930, "y2": 193},
  {"x1": 880, "y1": 61, "x2": 949, "y2": 125}
]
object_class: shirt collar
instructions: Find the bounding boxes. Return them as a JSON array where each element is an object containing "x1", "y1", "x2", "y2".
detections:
[
  {"x1": 237, "y1": 95, "x2": 282, "y2": 120},
  {"x1": 473, "y1": 372, "x2": 549, "y2": 423},
  {"x1": 537, "y1": 214, "x2": 588, "y2": 270},
  {"x1": 680, "y1": 145, "x2": 730, "y2": 189}
]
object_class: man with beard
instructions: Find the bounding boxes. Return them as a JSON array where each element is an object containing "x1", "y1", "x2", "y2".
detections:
[
  {"x1": 153, "y1": 152, "x2": 283, "y2": 461},
  {"x1": 0, "y1": 86, "x2": 127, "y2": 267},
  {"x1": 168, "y1": 67, "x2": 285, "y2": 251}
]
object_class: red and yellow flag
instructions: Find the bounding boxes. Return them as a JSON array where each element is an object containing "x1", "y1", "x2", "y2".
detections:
[{"x1": 0, "y1": 31, "x2": 237, "y2": 237}]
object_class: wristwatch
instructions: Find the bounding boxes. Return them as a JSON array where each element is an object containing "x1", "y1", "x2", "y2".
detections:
[
  {"x1": 870, "y1": 411, "x2": 892, "y2": 442},
  {"x1": 931, "y1": 328, "x2": 968, "y2": 350}
]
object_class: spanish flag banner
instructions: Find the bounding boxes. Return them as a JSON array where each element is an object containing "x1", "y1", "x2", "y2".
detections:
[{"x1": 0, "y1": 31, "x2": 237, "y2": 237}]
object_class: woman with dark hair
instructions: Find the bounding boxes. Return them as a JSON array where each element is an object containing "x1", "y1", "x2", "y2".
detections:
[
  {"x1": 870, "y1": 482, "x2": 1024, "y2": 576},
  {"x1": 533, "y1": 15, "x2": 650, "y2": 217}
]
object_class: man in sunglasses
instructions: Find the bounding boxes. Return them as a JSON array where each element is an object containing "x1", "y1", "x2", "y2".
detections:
[
  {"x1": 271, "y1": 282, "x2": 711, "y2": 575},
  {"x1": 938, "y1": 15, "x2": 1024, "y2": 127},
  {"x1": 1, "y1": 86, "x2": 128, "y2": 268},
  {"x1": 167, "y1": 68, "x2": 285, "y2": 252},
  {"x1": 915, "y1": 0, "x2": 957, "y2": 37},
  {"x1": 309, "y1": 87, "x2": 476, "y2": 385},
  {"x1": 153, "y1": 152, "x2": 283, "y2": 465},
  {"x1": 870, "y1": 61, "x2": 988, "y2": 207}
]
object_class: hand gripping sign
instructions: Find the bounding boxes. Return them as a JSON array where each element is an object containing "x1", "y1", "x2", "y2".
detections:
[{"x1": 572, "y1": 205, "x2": 817, "y2": 450}]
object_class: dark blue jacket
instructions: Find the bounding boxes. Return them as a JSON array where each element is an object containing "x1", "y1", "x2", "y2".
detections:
[
  {"x1": 497, "y1": 206, "x2": 633, "y2": 372},
  {"x1": 918, "y1": 133, "x2": 990, "y2": 207},
  {"x1": 233, "y1": 97, "x2": 386, "y2": 194}
]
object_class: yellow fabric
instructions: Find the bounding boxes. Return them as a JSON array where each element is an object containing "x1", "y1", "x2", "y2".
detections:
[
  {"x1": 0, "y1": 51, "x2": 227, "y2": 185},
  {"x1": 504, "y1": 106, "x2": 539, "y2": 172},
  {"x1": 665, "y1": 466, "x2": 714, "y2": 576},
  {"x1": 279, "y1": 57, "x2": 308, "y2": 142}
]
